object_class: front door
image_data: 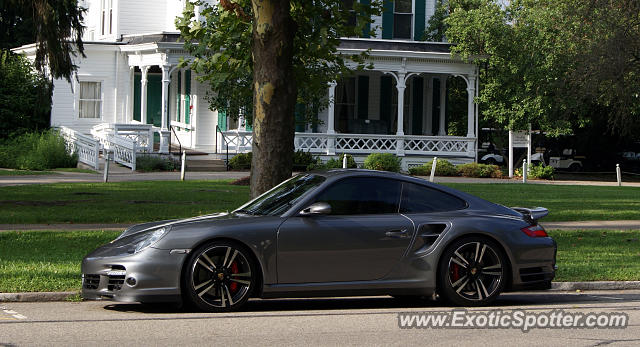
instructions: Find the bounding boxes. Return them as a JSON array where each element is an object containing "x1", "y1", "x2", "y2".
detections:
[{"x1": 277, "y1": 177, "x2": 414, "y2": 284}]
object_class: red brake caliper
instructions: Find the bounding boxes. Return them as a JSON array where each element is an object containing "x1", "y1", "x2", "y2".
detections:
[
  {"x1": 229, "y1": 261, "x2": 239, "y2": 293},
  {"x1": 451, "y1": 263, "x2": 460, "y2": 282}
]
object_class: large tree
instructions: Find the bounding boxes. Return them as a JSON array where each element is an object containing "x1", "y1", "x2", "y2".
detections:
[
  {"x1": 1, "y1": 0, "x2": 85, "y2": 81},
  {"x1": 441, "y1": 0, "x2": 640, "y2": 137},
  {"x1": 178, "y1": 0, "x2": 381, "y2": 197}
]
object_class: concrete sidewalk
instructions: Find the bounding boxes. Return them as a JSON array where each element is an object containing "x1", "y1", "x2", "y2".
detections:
[
  {"x1": 2, "y1": 220, "x2": 639, "y2": 232},
  {"x1": 0, "y1": 170, "x2": 250, "y2": 186},
  {"x1": 2, "y1": 170, "x2": 640, "y2": 187}
]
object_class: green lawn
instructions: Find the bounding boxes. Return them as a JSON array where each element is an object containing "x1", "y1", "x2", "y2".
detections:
[
  {"x1": 0, "y1": 180, "x2": 249, "y2": 224},
  {"x1": 0, "y1": 230, "x2": 119, "y2": 292},
  {"x1": 0, "y1": 229, "x2": 637, "y2": 293},
  {"x1": 549, "y1": 230, "x2": 640, "y2": 282},
  {"x1": 443, "y1": 183, "x2": 640, "y2": 222},
  {"x1": 0, "y1": 181, "x2": 638, "y2": 224}
]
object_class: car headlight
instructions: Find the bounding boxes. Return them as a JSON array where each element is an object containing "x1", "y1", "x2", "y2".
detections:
[{"x1": 132, "y1": 227, "x2": 168, "y2": 254}]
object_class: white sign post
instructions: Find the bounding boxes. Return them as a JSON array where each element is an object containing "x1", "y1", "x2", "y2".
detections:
[{"x1": 508, "y1": 124, "x2": 532, "y2": 178}]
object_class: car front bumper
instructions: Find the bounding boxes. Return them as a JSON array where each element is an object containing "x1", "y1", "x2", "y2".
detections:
[{"x1": 81, "y1": 246, "x2": 188, "y2": 303}]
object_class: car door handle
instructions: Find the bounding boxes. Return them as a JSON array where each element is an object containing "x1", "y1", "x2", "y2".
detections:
[{"x1": 385, "y1": 229, "x2": 410, "y2": 239}]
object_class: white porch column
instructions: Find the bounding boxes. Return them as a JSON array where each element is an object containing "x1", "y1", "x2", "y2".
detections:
[
  {"x1": 326, "y1": 81, "x2": 337, "y2": 155},
  {"x1": 466, "y1": 73, "x2": 477, "y2": 138},
  {"x1": 424, "y1": 76, "x2": 433, "y2": 135},
  {"x1": 438, "y1": 75, "x2": 447, "y2": 136},
  {"x1": 159, "y1": 64, "x2": 172, "y2": 153},
  {"x1": 140, "y1": 66, "x2": 149, "y2": 124},
  {"x1": 396, "y1": 72, "x2": 406, "y2": 156}
]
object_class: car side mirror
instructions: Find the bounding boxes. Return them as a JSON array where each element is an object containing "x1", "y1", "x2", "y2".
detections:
[{"x1": 299, "y1": 202, "x2": 331, "y2": 216}]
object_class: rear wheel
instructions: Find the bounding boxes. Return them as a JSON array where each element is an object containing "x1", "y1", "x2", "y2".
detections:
[
  {"x1": 438, "y1": 237, "x2": 507, "y2": 306},
  {"x1": 185, "y1": 241, "x2": 256, "y2": 312}
]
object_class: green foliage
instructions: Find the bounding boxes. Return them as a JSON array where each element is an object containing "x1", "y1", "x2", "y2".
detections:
[
  {"x1": 1, "y1": 1, "x2": 85, "y2": 81},
  {"x1": 515, "y1": 163, "x2": 554, "y2": 180},
  {"x1": 0, "y1": 131, "x2": 77, "y2": 170},
  {"x1": 0, "y1": 51, "x2": 52, "y2": 139},
  {"x1": 457, "y1": 162, "x2": 502, "y2": 178},
  {"x1": 444, "y1": 0, "x2": 640, "y2": 137},
  {"x1": 135, "y1": 155, "x2": 178, "y2": 172},
  {"x1": 363, "y1": 153, "x2": 401, "y2": 172},
  {"x1": 228, "y1": 152, "x2": 252, "y2": 170},
  {"x1": 176, "y1": 0, "x2": 382, "y2": 124},
  {"x1": 292, "y1": 150, "x2": 315, "y2": 171},
  {"x1": 408, "y1": 158, "x2": 458, "y2": 176},
  {"x1": 307, "y1": 153, "x2": 357, "y2": 171},
  {"x1": 424, "y1": 0, "x2": 449, "y2": 41}
]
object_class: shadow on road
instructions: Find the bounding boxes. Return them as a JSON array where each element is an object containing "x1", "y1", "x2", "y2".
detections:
[{"x1": 102, "y1": 291, "x2": 640, "y2": 315}]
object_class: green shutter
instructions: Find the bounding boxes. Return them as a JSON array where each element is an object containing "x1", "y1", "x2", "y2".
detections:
[
  {"x1": 380, "y1": 76, "x2": 392, "y2": 134},
  {"x1": 361, "y1": 0, "x2": 371, "y2": 38},
  {"x1": 357, "y1": 76, "x2": 369, "y2": 119},
  {"x1": 133, "y1": 73, "x2": 141, "y2": 122},
  {"x1": 295, "y1": 103, "x2": 306, "y2": 132},
  {"x1": 414, "y1": 0, "x2": 426, "y2": 40},
  {"x1": 218, "y1": 109, "x2": 227, "y2": 131},
  {"x1": 245, "y1": 114, "x2": 253, "y2": 131},
  {"x1": 381, "y1": 0, "x2": 393, "y2": 39},
  {"x1": 412, "y1": 77, "x2": 423, "y2": 135},
  {"x1": 176, "y1": 71, "x2": 181, "y2": 122},
  {"x1": 184, "y1": 70, "x2": 191, "y2": 124}
]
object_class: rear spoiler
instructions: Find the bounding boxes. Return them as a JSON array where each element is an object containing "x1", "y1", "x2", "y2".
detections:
[{"x1": 511, "y1": 207, "x2": 549, "y2": 223}]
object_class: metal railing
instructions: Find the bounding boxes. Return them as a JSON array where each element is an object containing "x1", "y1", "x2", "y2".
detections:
[
  {"x1": 169, "y1": 125, "x2": 182, "y2": 156},
  {"x1": 215, "y1": 125, "x2": 230, "y2": 171}
]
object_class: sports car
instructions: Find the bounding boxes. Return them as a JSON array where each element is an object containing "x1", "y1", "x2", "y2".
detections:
[{"x1": 82, "y1": 169, "x2": 556, "y2": 311}]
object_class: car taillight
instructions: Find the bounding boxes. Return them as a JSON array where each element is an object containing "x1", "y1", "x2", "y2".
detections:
[{"x1": 521, "y1": 224, "x2": 548, "y2": 237}]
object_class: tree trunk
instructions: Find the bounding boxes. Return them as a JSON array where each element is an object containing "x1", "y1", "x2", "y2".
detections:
[{"x1": 250, "y1": 0, "x2": 297, "y2": 198}]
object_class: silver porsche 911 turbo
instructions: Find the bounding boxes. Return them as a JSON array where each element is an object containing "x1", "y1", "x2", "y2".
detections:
[{"x1": 82, "y1": 169, "x2": 556, "y2": 311}]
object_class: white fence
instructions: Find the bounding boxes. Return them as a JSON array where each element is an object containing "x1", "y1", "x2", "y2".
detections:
[
  {"x1": 106, "y1": 134, "x2": 137, "y2": 170},
  {"x1": 58, "y1": 126, "x2": 100, "y2": 170},
  {"x1": 222, "y1": 131, "x2": 475, "y2": 158},
  {"x1": 91, "y1": 123, "x2": 153, "y2": 153}
]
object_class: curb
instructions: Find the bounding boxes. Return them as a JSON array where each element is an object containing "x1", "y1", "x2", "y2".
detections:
[
  {"x1": 550, "y1": 281, "x2": 640, "y2": 291},
  {"x1": 2, "y1": 282, "x2": 640, "y2": 302},
  {"x1": 0, "y1": 291, "x2": 78, "y2": 302}
]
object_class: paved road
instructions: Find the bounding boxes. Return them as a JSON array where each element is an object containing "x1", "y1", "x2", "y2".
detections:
[{"x1": 1, "y1": 290, "x2": 638, "y2": 346}]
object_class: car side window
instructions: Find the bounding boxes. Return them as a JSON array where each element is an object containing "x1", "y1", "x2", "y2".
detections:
[
  {"x1": 314, "y1": 177, "x2": 401, "y2": 215},
  {"x1": 400, "y1": 182, "x2": 467, "y2": 213}
]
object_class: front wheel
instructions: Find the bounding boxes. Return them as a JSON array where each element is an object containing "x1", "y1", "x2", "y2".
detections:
[
  {"x1": 438, "y1": 237, "x2": 507, "y2": 306},
  {"x1": 185, "y1": 241, "x2": 256, "y2": 312}
]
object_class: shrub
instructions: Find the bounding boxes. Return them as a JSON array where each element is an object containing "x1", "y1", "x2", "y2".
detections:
[
  {"x1": 306, "y1": 153, "x2": 357, "y2": 171},
  {"x1": 529, "y1": 163, "x2": 554, "y2": 180},
  {"x1": 457, "y1": 162, "x2": 503, "y2": 178},
  {"x1": 293, "y1": 150, "x2": 315, "y2": 171},
  {"x1": 228, "y1": 152, "x2": 252, "y2": 170},
  {"x1": 0, "y1": 131, "x2": 77, "y2": 170},
  {"x1": 408, "y1": 158, "x2": 458, "y2": 176},
  {"x1": 363, "y1": 153, "x2": 401, "y2": 172},
  {"x1": 135, "y1": 155, "x2": 177, "y2": 172}
]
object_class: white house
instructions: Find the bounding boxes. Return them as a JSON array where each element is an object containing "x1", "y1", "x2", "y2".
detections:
[{"x1": 14, "y1": 0, "x2": 479, "y2": 169}]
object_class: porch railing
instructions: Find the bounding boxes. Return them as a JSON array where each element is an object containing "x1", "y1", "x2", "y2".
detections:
[
  {"x1": 106, "y1": 134, "x2": 137, "y2": 170},
  {"x1": 222, "y1": 130, "x2": 475, "y2": 158},
  {"x1": 91, "y1": 123, "x2": 153, "y2": 153},
  {"x1": 58, "y1": 126, "x2": 100, "y2": 170}
]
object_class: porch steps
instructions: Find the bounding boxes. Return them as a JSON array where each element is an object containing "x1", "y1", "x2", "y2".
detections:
[{"x1": 185, "y1": 159, "x2": 227, "y2": 172}]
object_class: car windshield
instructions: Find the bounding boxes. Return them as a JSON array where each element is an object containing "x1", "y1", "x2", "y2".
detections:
[{"x1": 234, "y1": 174, "x2": 326, "y2": 216}]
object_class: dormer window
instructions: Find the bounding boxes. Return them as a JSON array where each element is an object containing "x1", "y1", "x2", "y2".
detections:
[
  {"x1": 101, "y1": 0, "x2": 113, "y2": 35},
  {"x1": 393, "y1": 0, "x2": 412, "y2": 39}
]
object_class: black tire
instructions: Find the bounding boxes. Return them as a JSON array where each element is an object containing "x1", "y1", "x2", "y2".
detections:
[
  {"x1": 185, "y1": 240, "x2": 256, "y2": 312},
  {"x1": 438, "y1": 236, "x2": 507, "y2": 306},
  {"x1": 485, "y1": 158, "x2": 497, "y2": 165},
  {"x1": 569, "y1": 163, "x2": 581, "y2": 172}
]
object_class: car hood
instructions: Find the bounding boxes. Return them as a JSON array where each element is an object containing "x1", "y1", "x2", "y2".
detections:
[{"x1": 115, "y1": 212, "x2": 241, "y2": 240}]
